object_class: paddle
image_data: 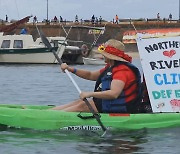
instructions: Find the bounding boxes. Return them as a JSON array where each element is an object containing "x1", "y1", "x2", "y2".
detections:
[{"x1": 38, "y1": 29, "x2": 107, "y2": 136}]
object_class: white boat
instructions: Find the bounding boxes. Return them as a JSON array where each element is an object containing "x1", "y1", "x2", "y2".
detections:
[
  {"x1": 82, "y1": 57, "x2": 105, "y2": 65},
  {"x1": 0, "y1": 32, "x2": 65, "y2": 64},
  {"x1": 82, "y1": 46, "x2": 106, "y2": 65}
]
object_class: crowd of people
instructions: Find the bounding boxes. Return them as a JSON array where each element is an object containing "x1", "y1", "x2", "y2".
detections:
[
  {"x1": 156, "y1": 13, "x2": 173, "y2": 21},
  {"x1": 33, "y1": 13, "x2": 175, "y2": 25},
  {"x1": 2, "y1": 13, "x2": 176, "y2": 25}
]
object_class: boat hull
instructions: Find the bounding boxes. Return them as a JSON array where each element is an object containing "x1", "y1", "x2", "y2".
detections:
[
  {"x1": 0, "y1": 47, "x2": 61, "y2": 64},
  {"x1": 0, "y1": 104, "x2": 179, "y2": 131}
]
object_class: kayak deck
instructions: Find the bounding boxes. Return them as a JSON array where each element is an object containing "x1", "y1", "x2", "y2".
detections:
[{"x1": 0, "y1": 104, "x2": 179, "y2": 131}]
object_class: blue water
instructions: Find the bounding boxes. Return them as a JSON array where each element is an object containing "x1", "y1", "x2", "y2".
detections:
[{"x1": 0, "y1": 60, "x2": 179, "y2": 154}]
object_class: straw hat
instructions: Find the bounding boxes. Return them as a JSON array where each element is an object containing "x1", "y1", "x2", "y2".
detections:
[{"x1": 98, "y1": 39, "x2": 132, "y2": 62}]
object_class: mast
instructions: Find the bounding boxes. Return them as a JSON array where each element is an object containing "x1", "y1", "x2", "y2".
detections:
[
  {"x1": 179, "y1": 0, "x2": 180, "y2": 21},
  {"x1": 47, "y1": 0, "x2": 49, "y2": 22}
]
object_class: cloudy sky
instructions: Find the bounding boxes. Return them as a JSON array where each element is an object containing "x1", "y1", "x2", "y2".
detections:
[{"x1": 0, "y1": 0, "x2": 179, "y2": 22}]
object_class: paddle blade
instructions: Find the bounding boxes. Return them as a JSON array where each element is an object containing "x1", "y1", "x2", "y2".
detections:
[
  {"x1": 39, "y1": 29, "x2": 63, "y2": 64},
  {"x1": 39, "y1": 30, "x2": 52, "y2": 49}
]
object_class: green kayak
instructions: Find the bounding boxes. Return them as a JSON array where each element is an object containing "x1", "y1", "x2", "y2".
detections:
[{"x1": 0, "y1": 104, "x2": 179, "y2": 131}]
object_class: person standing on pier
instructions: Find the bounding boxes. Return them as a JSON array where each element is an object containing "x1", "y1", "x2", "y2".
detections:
[
  {"x1": 5, "y1": 15, "x2": 8, "y2": 22},
  {"x1": 75, "y1": 15, "x2": 79, "y2": 23},
  {"x1": 169, "y1": 13, "x2": 172, "y2": 21},
  {"x1": 115, "y1": 15, "x2": 119, "y2": 24},
  {"x1": 157, "y1": 13, "x2": 160, "y2": 21}
]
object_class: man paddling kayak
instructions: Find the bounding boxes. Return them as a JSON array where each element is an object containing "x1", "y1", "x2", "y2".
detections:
[{"x1": 52, "y1": 39, "x2": 142, "y2": 113}]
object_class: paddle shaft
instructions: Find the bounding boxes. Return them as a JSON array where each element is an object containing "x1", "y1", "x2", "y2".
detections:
[
  {"x1": 39, "y1": 30, "x2": 107, "y2": 133},
  {"x1": 52, "y1": 49, "x2": 81, "y2": 93}
]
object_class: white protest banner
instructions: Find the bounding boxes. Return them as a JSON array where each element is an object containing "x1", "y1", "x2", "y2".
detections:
[{"x1": 137, "y1": 34, "x2": 180, "y2": 112}]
